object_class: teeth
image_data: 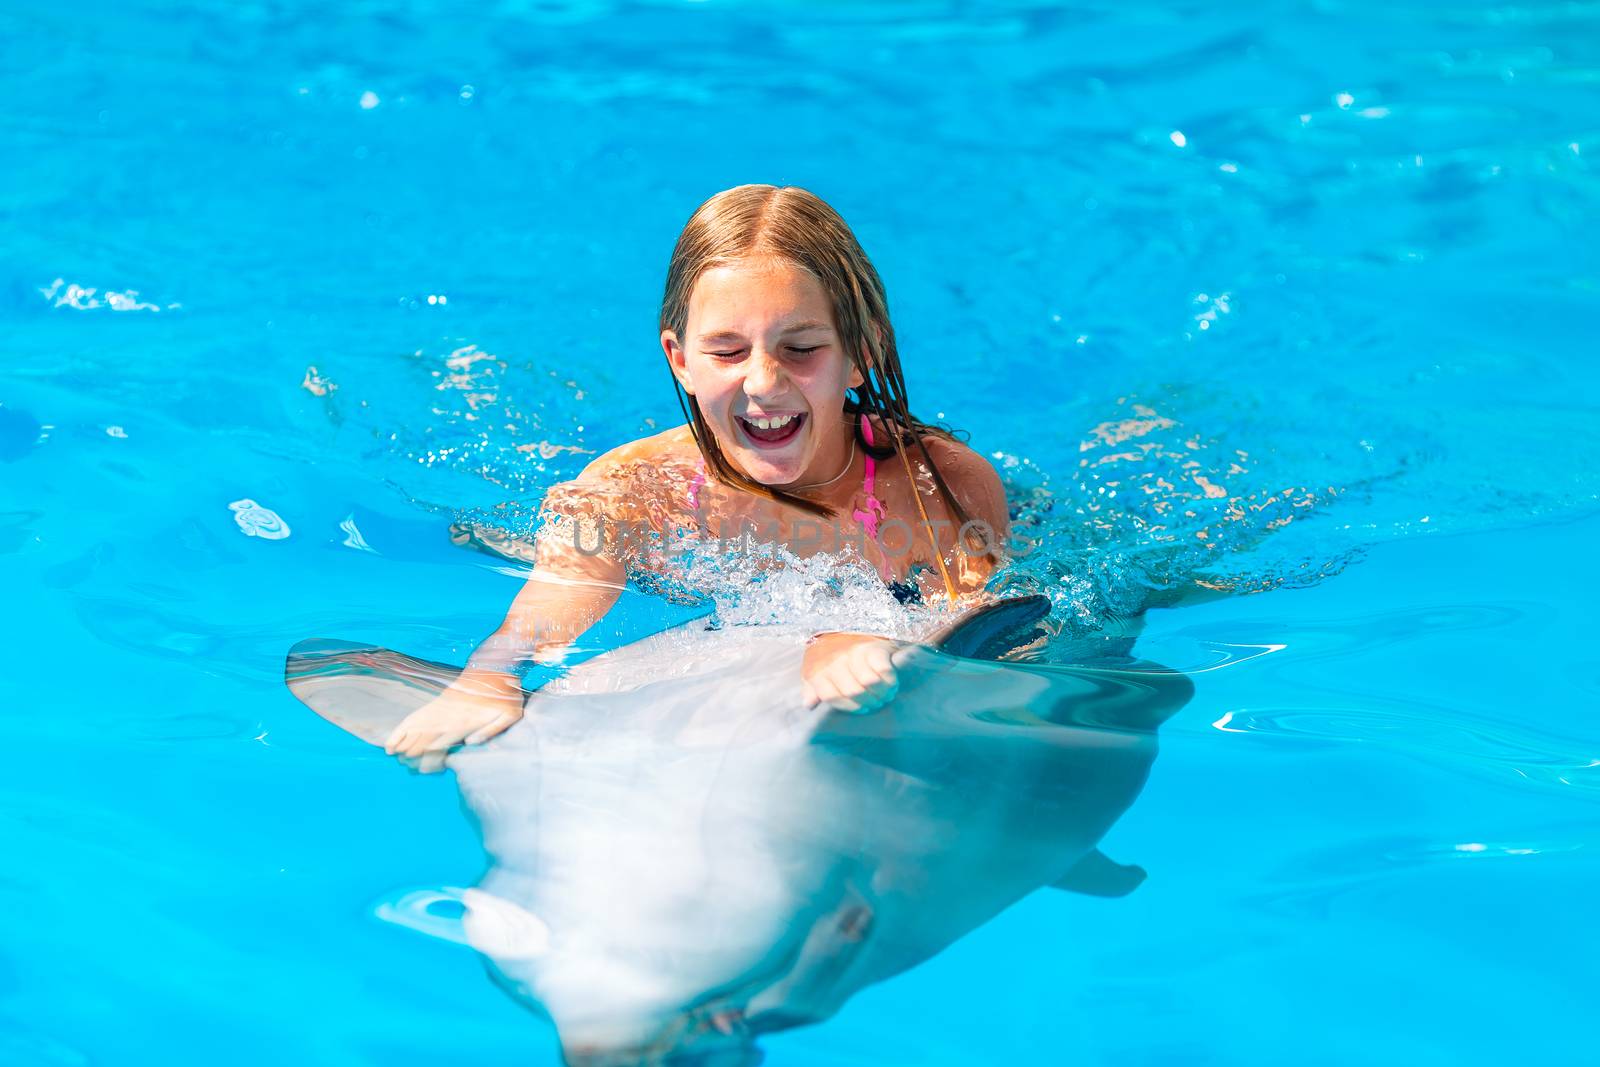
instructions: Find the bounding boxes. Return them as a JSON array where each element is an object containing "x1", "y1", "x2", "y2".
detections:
[{"x1": 747, "y1": 414, "x2": 795, "y2": 431}]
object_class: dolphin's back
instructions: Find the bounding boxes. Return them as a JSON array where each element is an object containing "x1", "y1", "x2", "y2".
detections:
[
  {"x1": 283, "y1": 594, "x2": 1057, "y2": 743},
  {"x1": 281, "y1": 595, "x2": 1190, "y2": 1064}
]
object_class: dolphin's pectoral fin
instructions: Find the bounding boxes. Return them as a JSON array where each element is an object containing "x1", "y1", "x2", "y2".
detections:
[
  {"x1": 1051, "y1": 849, "x2": 1147, "y2": 897},
  {"x1": 284, "y1": 639, "x2": 465, "y2": 747},
  {"x1": 744, "y1": 888, "x2": 877, "y2": 1031}
]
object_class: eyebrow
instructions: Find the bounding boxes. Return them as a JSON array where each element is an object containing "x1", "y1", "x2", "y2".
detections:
[{"x1": 697, "y1": 320, "x2": 834, "y2": 344}]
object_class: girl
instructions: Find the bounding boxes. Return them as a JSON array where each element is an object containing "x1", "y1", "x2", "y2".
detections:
[{"x1": 387, "y1": 184, "x2": 1013, "y2": 772}]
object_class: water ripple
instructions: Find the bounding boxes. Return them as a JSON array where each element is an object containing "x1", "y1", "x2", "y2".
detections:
[
  {"x1": 1174, "y1": 602, "x2": 1527, "y2": 665},
  {"x1": 1211, "y1": 700, "x2": 1600, "y2": 796},
  {"x1": 1245, "y1": 828, "x2": 1596, "y2": 918}
]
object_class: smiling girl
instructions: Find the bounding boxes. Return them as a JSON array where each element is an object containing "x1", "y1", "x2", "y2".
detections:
[{"x1": 387, "y1": 184, "x2": 1014, "y2": 771}]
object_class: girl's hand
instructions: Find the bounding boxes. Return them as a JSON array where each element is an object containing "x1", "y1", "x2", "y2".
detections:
[
  {"x1": 801, "y1": 632, "x2": 919, "y2": 714},
  {"x1": 384, "y1": 678, "x2": 524, "y2": 774}
]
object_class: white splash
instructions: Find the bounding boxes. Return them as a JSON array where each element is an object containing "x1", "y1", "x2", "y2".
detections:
[
  {"x1": 230, "y1": 499, "x2": 291, "y2": 540},
  {"x1": 40, "y1": 278, "x2": 179, "y2": 312}
]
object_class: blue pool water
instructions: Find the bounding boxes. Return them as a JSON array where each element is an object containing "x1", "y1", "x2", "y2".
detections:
[{"x1": 5, "y1": 1, "x2": 1599, "y2": 1063}]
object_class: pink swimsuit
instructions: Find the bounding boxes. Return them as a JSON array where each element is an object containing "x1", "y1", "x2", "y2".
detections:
[
  {"x1": 684, "y1": 414, "x2": 893, "y2": 581},
  {"x1": 851, "y1": 415, "x2": 887, "y2": 543}
]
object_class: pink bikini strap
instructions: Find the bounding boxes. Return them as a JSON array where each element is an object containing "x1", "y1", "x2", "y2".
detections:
[
  {"x1": 859, "y1": 415, "x2": 878, "y2": 497},
  {"x1": 852, "y1": 415, "x2": 889, "y2": 578},
  {"x1": 686, "y1": 458, "x2": 707, "y2": 512}
]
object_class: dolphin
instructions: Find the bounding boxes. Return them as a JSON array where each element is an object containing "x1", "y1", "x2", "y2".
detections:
[{"x1": 285, "y1": 595, "x2": 1193, "y2": 1066}]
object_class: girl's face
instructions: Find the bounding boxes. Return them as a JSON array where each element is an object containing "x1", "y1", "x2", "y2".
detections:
[{"x1": 663, "y1": 258, "x2": 863, "y2": 488}]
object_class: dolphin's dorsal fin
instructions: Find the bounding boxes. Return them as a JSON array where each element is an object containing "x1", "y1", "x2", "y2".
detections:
[
  {"x1": 1051, "y1": 849, "x2": 1146, "y2": 897},
  {"x1": 928, "y1": 595, "x2": 1051, "y2": 661}
]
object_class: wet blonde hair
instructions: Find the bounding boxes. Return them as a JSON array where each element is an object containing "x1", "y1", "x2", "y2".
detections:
[{"x1": 660, "y1": 184, "x2": 971, "y2": 536}]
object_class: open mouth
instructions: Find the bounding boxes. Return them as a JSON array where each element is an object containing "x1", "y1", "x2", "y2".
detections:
[{"x1": 736, "y1": 412, "x2": 806, "y2": 449}]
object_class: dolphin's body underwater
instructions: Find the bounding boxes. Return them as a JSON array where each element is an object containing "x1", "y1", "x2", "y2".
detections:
[{"x1": 285, "y1": 596, "x2": 1193, "y2": 1065}]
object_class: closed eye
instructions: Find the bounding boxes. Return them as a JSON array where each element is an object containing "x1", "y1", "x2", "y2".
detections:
[{"x1": 707, "y1": 346, "x2": 823, "y2": 358}]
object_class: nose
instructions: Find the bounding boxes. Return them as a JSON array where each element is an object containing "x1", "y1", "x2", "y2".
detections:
[{"x1": 742, "y1": 347, "x2": 787, "y2": 402}]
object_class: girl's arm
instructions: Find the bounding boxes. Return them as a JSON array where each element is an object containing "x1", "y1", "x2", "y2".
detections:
[
  {"x1": 385, "y1": 476, "x2": 628, "y2": 772},
  {"x1": 442, "y1": 564, "x2": 626, "y2": 694}
]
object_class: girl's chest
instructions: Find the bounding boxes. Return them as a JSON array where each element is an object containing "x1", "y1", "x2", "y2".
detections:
[{"x1": 684, "y1": 467, "x2": 954, "y2": 587}]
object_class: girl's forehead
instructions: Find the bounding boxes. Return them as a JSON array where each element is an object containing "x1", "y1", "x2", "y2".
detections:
[{"x1": 690, "y1": 260, "x2": 831, "y2": 318}]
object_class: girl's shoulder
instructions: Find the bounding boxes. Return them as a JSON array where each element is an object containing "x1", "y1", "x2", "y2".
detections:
[
  {"x1": 573, "y1": 424, "x2": 700, "y2": 485},
  {"x1": 539, "y1": 426, "x2": 702, "y2": 548},
  {"x1": 864, "y1": 414, "x2": 983, "y2": 466},
  {"x1": 899, "y1": 423, "x2": 1009, "y2": 531},
  {"x1": 539, "y1": 425, "x2": 702, "y2": 531},
  {"x1": 914, "y1": 428, "x2": 991, "y2": 474}
]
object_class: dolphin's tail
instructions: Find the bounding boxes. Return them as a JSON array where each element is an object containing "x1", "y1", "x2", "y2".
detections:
[{"x1": 284, "y1": 639, "x2": 464, "y2": 746}]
